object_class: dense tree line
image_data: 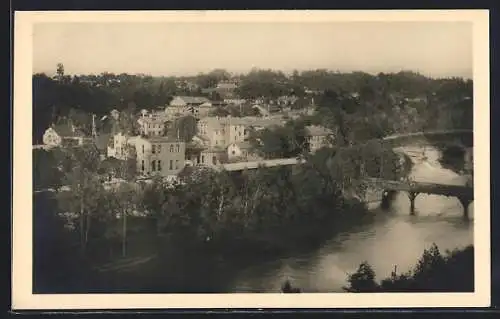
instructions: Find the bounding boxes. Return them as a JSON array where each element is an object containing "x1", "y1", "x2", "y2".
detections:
[
  {"x1": 33, "y1": 66, "x2": 472, "y2": 144},
  {"x1": 280, "y1": 244, "x2": 474, "y2": 293},
  {"x1": 343, "y1": 244, "x2": 474, "y2": 292}
]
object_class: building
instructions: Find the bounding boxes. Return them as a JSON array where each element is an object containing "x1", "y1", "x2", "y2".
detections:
[
  {"x1": 252, "y1": 104, "x2": 281, "y2": 117},
  {"x1": 169, "y1": 96, "x2": 210, "y2": 108},
  {"x1": 197, "y1": 116, "x2": 285, "y2": 149},
  {"x1": 305, "y1": 125, "x2": 335, "y2": 153},
  {"x1": 42, "y1": 123, "x2": 86, "y2": 147},
  {"x1": 227, "y1": 141, "x2": 260, "y2": 162},
  {"x1": 167, "y1": 96, "x2": 213, "y2": 119},
  {"x1": 133, "y1": 136, "x2": 186, "y2": 177},
  {"x1": 187, "y1": 137, "x2": 227, "y2": 167},
  {"x1": 107, "y1": 132, "x2": 139, "y2": 160},
  {"x1": 137, "y1": 116, "x2": 166, "y2": 137}
]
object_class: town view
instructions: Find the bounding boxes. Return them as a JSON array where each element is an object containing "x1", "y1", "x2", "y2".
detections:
[{"x1": 32, "y1": 22, "x2": 474, "y2": 294}]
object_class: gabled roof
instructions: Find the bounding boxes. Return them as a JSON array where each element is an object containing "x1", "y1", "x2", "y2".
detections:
[
  {"x1": 173, "y1": 96, "x2": 210, "y2": 104},
  {"x1": 216, "y1": 82, "x2": 238, "y2": 89},
  {"x1": 305, "y1": 125, "x2": 332, "y2": 137},
  {"x1": 50, "y1": 123, "x2": 84, "y2": 138},
  {"x1": 234, "y1": 141, "x2": 252, "y2": 150}
]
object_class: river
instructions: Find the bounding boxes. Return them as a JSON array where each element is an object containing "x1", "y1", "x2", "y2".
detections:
[
  {"x1": 34, "y1": 145, "x2": 474, "y2": 293},
  {"x1": 220, "y1": 145, "x2": 474, "y2": 293}
]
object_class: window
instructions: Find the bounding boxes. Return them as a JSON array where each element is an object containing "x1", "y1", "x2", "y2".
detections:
[
  {"x1": 170, "y1": 144, "x2": 174, "y2": 152},
  {"x1": 169, "y1": 160, "x2": 173, "y2": 170},
  {"x1": 212, "y1": 156, "x2": 217, "y2": 165},
  {"x1": 158, "y1": 160, "x2": 162, "y2": 171},
  {"x1": 152, "y1": 160, "x2": 156, "y2": 171},
  {"x1": 201, "y1": 155, "x2": 205, "y2": 163},
  {"x1": 232, "y1": 150, "x2": 235, "y2": 155},
  {"x1": 176, "y1": 144, "x2": 180, "y2": 152},
  {"x1": 141, "y1": 160, "x2": 145, "y2": 172},
  {"x1": 157, "y1": 145, "x2": 161, "y2": 153},
  {"x1": 152, "y1": 145, "x2": 156, "y2": 154},
  {"x1": 175, "y1": 160, "x2": 179, "y2": 169},
  {"x1": 142, "y1": 145, "x2": 145, "y2": 154},
  {"x1": 215, "y1": 140, "x2": 218, "y2": 145}
]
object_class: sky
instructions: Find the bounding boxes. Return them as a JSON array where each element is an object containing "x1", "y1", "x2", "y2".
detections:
[{"x1": 33, "y1": 21, "x2": 472, "y2": 79}]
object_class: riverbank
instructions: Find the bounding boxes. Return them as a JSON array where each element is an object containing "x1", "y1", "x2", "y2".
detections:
[{"x1": 34, "y1": 192, "x2": 383, "y2": 293}]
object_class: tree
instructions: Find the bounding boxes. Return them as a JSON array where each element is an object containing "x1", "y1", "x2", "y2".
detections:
[
  {"x1": 141, "y1": 175, "x2": 168, "y2": 234},
  {"x1": 209, "y1": 107, "x2": 230, "y2": 117},
  {"x1": 33, "y1": 149, "x2": 64, "y2": 190},
  {"x1": 169, "y1": 115, "x2": 197, "y2": 141},
  {"x1": 56, "y1": 63, "x2": 65, "y2": 81},
  {"x1": 343, "y1": 261, "x2": 379, "y2": 292},
  {"x1": 112, "y1": 182, "x2": 143, "y2": 257},
  {"x1": 56, "y1": 165, "x2": 103, "y2": 254},
  {"x1": 118, "y1": 102, "x2": 140, "y2": 135}
]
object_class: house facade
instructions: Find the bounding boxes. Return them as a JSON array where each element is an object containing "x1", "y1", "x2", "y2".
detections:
[
  {"x1": 107, "y1": 132, "x2": 138, "y2": 160},
  {"x1": 133, "y1": 136, "x2": 186, "y2": 177},
  {"x1": 305, "y1": 125, "x2": 335, "y2": 153},
  {"x1": 227, "y1": 141, "x2": 260, "y2": 162},
  {"x1": 137, "y1": 116, "x2": 166, "y2": 137},
  {"x1": 42, "y1": 123, "x2": 86, "y2": 147}
]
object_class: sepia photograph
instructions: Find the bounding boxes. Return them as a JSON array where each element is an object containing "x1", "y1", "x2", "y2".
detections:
[{"x1": 13, "y1": 10, "x2": 490, "y2": 309}]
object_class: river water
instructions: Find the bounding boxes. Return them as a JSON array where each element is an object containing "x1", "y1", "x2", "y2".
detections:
[{"x1": 223, "y1": 145, "x2": 474, "y2": 293}]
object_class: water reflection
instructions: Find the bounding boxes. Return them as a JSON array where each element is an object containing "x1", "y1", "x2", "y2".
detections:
[{"x1": 227, "y1": 145, "x2": 473, "y2": 292}]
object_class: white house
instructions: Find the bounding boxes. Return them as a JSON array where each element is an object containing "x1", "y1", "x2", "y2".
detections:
[
  {"x1": 42, "y1": 123, "x2": 85, "y2": 147},
  {"x1": 227, "y1": 141, "x2": 259, "y2": 162},
  {"x1": 137, "y1": 116, "x2": 166, "y2": 137},
  {"x1": 107, "y1": 132, "x2": 139, "y2": 160}
]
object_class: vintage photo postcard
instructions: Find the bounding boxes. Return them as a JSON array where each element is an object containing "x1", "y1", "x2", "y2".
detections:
[{"x1": 13, "y1": 10, "x2": 490, "y2": 310}]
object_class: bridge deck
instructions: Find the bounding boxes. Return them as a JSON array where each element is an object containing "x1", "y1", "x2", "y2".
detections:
[
  {"x1": 364, "y1": 178, "x2": 473, "y2": 199},
  {"x1": 220, "y1": 158, "x2": 303, "y2": 172}
]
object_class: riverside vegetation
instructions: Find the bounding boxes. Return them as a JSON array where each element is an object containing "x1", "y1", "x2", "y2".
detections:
[{"x1": 33, "y1": 68, "x2": 473, "y2": 292}]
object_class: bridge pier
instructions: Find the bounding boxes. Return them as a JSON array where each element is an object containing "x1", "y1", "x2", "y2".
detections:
[
  {"x1": 457, "y1": 196, "x2": 473, "y2": 220},
  {"x1": 407, "y1": 191, "x2": 419, "y2": 215},
  {"x1": 381, "y1": 190, "x2": 397, "y2": 210}
]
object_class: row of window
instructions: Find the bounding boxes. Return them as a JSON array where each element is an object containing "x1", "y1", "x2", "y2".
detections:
[
  {"x1": 141, "y1": 159, "x2": 180, "y2": 172},
  {"x1": 142, "y1": 143, "x2": 182, "y2": 154},
  {"x1": 147, "y1": 123, "x2": 164, "y2": 129}
]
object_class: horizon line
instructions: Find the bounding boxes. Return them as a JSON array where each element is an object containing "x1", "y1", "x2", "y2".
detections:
[{"x1": 32, "y1": 67, "x2": 473, "y2": 81}]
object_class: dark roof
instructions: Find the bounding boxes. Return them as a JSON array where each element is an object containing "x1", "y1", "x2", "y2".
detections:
[
  {"x1": 51, "y1": 123, "x2": 84, "y2": 138},
  {"x1": 174, "y1": 96, "x2": 210, "y2": 104}
]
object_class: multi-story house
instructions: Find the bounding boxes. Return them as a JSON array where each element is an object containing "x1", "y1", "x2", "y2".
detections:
[
  {"x1": 107, "y1": 132, "x2": 139, "y2": 160},
  {"x1": 305, "y1": 125, "x2": 335, "y2": 153},
  {"x1": 133, "y1": 136, "x2": 186, "y2": 177},
  {"x1": 137, "y1": 116, "x2": 166, "y2": 137}
]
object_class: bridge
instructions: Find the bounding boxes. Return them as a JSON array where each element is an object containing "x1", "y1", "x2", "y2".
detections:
[
  {"x1": 214, "y1": 129, "x2": 474, "y2": 218},
  {"x1": 218, "y1": 129, "x2": 472, "y2": 172},
  {"x1": 364, "y1": 178, "x2": 474, "y2": 219},
  {"x1": 219, "y1": 158, "x2": 305, "y2": 172}
]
